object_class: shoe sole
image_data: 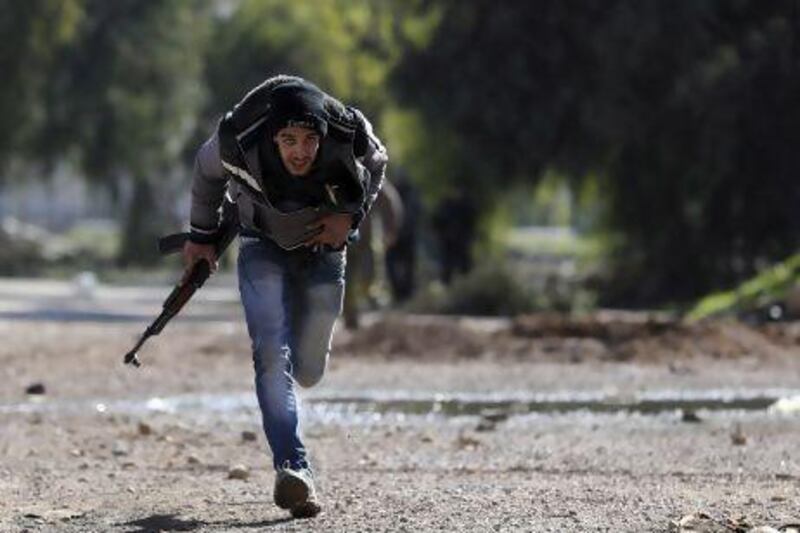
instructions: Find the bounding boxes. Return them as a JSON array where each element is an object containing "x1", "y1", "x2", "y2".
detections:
[
  {"x1": 274, "y1": 474, "x2": 310, "y2": 510},
  {"x1": 291, "y1": 500, "x2": 321, "y2": 519}
]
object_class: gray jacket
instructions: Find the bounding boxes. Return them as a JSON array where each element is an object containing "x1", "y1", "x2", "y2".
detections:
[{"x1": 189, "y1": 110, "x2": 387, "y2": 247}]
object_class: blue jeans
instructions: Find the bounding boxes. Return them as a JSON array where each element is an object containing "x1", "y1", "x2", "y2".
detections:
[{"x1": 237, "y1": 236, "x2": 345, "y2": 470}]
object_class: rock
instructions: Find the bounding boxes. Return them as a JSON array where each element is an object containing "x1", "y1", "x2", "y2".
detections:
[
  {"x1": 681, "y1": 409, "x2": 702, "y2": 423},
  {"x1": 137, "y1": 422, "x2": 153, "y2": 436},
  {"x1": 228, "y1": 465, "x2": 249, "y2": 480},
  {"x1": 25, "y1": 383, "x2": 46, "y2": 395},
  {"x1": 359, "y1": 453, "x2": 377, "y2": 467},
  {"x1": 669, "y1": 513, "x2": 726, "y2": 532},
  {"x1": 479, "y1": 408, "x2": 509, "y2": 424},
  {"x1": 45, "y1": 509, "x2": 85, "y2": 522},
  {"x1": 668, "y1": 362, "x2": 693, "y2": 375},
  {"x1": 475, "y1": 419, "x2": 496, "y2": 432},
  {"x1": 187, "y1": 455, "x2": 201, "y2": 465},
  {"x1": 731, "y1": 423, "x2": 747, "y2": 446},
  {"x1": 748, "y1": 527, "x2": 780, "y2": 533},
  {"x1": 111, "y1": 441, "x2": 129, "y2": 457},
  {"x1": 241, "y1": 430, "x2": 257, "y2": 442},
  {"x1": 455, "y1": 434, "x2": 481, "y2": 449}
]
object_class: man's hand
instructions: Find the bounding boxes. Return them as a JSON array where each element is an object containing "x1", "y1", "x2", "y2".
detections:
[
  {"x1": 181, "y1": 241, "x2": 217, "y2": 283},
  {"x1": 305, "y1": 213, "x2": 353, "y2": 249}
]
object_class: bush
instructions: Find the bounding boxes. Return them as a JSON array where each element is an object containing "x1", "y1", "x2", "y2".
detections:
[
  {"x1": 406, "y1": 261, "x2": 594, "y2": 316},
  {"x1": 689, "y1": 254, "x2": 800, "y2": 320}
]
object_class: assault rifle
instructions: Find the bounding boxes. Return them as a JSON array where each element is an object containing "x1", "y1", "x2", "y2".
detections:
[{"x1": 123, "y1": 201, "x2": 239, "y2": 367}]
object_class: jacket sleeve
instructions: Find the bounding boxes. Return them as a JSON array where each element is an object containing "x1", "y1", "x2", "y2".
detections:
[
  {"x1": 189, "y1": 131, "x2": 229, "y2": 244},
  {"x1": 350, "y1": 108, "x2": 388, "y2": 229}
]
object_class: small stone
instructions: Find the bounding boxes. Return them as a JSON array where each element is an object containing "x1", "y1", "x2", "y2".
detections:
[
  {"x1": 480, "y1": 408, "x2": 509, "y2": 424},
  {"x1": 228, "y1": 465, "x2": 249, "y2": 480},
  {"x1": 69, "y1": 448, "x2": 83, "y2": 457},
  {"x1": 137, "y1": 422, "x2": 153, "y2": 436},
  {"x1": 475, "y1": 419, "x2": 496, "y2": 432},
  {"x1": 126, "y1": 486, "x2": 136, "y2": 494},
  {"x1": 111, "y1": 441, "x2": 129, "y2": 457},
  {"x1": 455, "y1": 434, "x2": 481, "y2": 449},
  {"x1": 731, "y1": 423, "x2": 747, "y2": 446},
  {"x1": 770, "y1": 495, "x2": 786, "y2": 502},
  {"x1": 681, "y1": 409, "x2": 702, "y2": 423},
  {"x1": 47, "y1": 509, "x2": 85, "y2": 522},
  {"x1": 241, "y1": 430, "x2": 257, "y2": 442},
  {"x1": 420, "y1": 434, "x2": 434, "y2": 443},
  {"x1": 187, "y1": 455, "x2": 201, "y2": 465},
  {"x1": 671, "y1": 513, "x2": 715, "y2": 532},
  {"x1": 25, "y1": 383, "x2": 46, "y2": 395}
]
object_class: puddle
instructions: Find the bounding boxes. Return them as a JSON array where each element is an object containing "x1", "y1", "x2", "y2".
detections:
[{"x1": 2, "y1": 389, "x2": 799, "y2": 424}]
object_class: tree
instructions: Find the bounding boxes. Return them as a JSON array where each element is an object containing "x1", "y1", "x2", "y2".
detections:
[
  {"x1": 391, "y1": 0, "x2": 800, "y2": 305},
  {"x1": 0, "y1": 0, "x2": 82, "y2": 174},
  {"x1": 37, "y1": 0, "x2": 211, "y2": 264}
]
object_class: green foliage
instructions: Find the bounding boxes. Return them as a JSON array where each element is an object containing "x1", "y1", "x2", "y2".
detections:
[
  {"x1": 689, "y1": 254, "x2": 800, "y2": 320},
  {"x1": 3, "y1": 0, "x2": 797, "y2": 292},
  {"x1": 41, "y1": 0, "x2": 210, "y2": 181},
  {"x1": 393, "y1": 0, "x2": 800, "y2": 305},
  {"x1": 0, "y1": 0, "x2": 83, "y2": 172},
  {"x1": 33, "y1": 0, "x2": 211, "y2": 264},
  {"x1": 203, "y1": 0, "x2": 417, "y2": 122},
  {"x1": 407, "y1": 262, "x2": 540, "y2": 316},
  {"x1": 407, "y1": 254, "x2": 596, "y2": 316}
]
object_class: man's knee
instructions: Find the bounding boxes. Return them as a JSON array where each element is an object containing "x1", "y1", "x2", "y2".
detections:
[{"x1": 293, "y1": 359, "x2": 326, "y2": 388}]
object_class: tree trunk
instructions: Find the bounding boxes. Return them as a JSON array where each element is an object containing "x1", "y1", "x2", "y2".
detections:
[{"x1": 117, "y1": 178, "x2": 164, "y2": 267}]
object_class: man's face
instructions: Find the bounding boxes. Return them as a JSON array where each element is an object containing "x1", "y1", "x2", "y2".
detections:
[{"x1": 273, "y1": 126, "x2": 321, "y2": 176}]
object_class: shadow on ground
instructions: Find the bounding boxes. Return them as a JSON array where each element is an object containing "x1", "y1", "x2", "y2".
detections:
[{"x1": 119, "y1": 512, "x2": 295, "y2": 532}]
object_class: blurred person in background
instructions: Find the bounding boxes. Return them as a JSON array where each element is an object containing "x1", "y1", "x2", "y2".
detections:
[
  {"x1": 385, "y1": 168, "x2": 421, "y2": 303},
  {"x1": 182, "y1": 75, "x2": 387, "y2": 518},
  {"x1": 343, "y1": 178, "x2": 403, "y2": 329}
]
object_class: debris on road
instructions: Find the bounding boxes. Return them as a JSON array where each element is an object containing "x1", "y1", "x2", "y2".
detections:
[
  {"x1": 731, "y1": 423, "x2": 747, "y2": 446},
  {"x1": 25, "y1": 383, "x2": 46, "y2": 395},
  {"x1": 227, "y1": 464, "x2": 249, "y2": 480}
]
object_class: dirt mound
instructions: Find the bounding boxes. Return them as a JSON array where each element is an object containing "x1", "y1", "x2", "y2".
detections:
[
  {"x1": 512, "y1": 312, "x2": 795, "y2": 362},
  {"x1": 335, "y1": 315, "x2": 491, "y2": 359},
  {"x1": 512, "y1": 312, "x2": 780, "y2": 359},
  {"x1": 336, "y1": 312, "x2": 799, "y2": 363}
]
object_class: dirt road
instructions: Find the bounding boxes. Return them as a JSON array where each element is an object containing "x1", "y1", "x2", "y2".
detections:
[{"x1": 1, "y1": 282, "x2": 799, "y2": 532}]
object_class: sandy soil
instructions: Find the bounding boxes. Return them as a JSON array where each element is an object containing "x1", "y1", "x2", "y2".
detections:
[{"x1": 1, "y1": 311, "x2": 800, "y2": 532}]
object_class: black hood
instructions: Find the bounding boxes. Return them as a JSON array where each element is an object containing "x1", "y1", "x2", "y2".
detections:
[{"x1": 265, "y1": 80, "x2": 328, "y2": 138}]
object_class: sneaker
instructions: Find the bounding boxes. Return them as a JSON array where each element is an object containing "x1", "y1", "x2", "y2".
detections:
[{"x1": 274, "y1": 465, "x2": 319, "y2": 515}]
